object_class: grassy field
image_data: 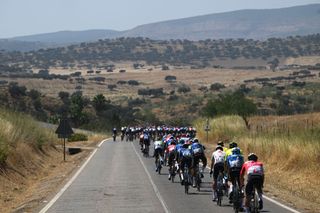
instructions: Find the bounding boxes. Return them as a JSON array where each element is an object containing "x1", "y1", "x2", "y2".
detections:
[{"x1": 195, "y1": 113, "x2": 320, "y2": 212}]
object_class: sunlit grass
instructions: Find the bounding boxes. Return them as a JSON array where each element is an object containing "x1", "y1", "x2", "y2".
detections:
[
  {"x1": 0, "y1": 108, "x2": 57, "y2": 164},
  {"x1": 195, "y1": 113, "x2": 320, "y2": 205}
]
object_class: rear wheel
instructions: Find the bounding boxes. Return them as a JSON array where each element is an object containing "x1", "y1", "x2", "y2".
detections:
[{"x1": 184, "y1": 170, "x2": 189, "y2": 194}]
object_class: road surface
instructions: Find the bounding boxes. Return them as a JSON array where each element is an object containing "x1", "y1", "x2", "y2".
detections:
[{"x1": 41, "y1": 139, "x2": 299, "y2": 213}]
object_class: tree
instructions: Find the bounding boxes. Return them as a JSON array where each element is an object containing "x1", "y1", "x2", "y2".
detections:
[
  {"x1": 92, "y1": 94, "x2": 107, "y2": 112},
  {"x1": 8, "y1": 82, "x2": 27, "y2": 98},
  {"x1": 69, "y1": 92, "x2": 88, "y2": 127},
  {"x1": 203, "y1": 91, "x2": 257, "y2": 129}
]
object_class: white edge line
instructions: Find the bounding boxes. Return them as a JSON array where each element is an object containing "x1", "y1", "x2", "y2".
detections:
[
  {"x1": 39, "y1": 138, "x2": 109, "y2": 213},
  {"x1": 131, "y1": 142, "x2": 170, "y2": 213},
  {"x1": 205, "y1": 166, "x2": 300, "y2": 213}
]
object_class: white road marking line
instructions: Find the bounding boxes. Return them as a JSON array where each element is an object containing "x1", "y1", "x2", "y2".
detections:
[
  {"x1": 39, "y1": 138, "x2": 109, "y2": 213},
  {"x1": 205, "y1": 166, "x2": 300, "y2": 213},
  {"x1": 131, "y1": 142, "x2": 170, "y2": 213}
]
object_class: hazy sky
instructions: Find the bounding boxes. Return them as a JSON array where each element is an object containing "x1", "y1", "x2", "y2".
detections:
[{"x1": 1, "y1": 0, "x2": 319, "y2": 38}]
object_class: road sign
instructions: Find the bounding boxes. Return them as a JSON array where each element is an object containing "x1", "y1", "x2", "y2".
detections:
[
  {"x1": 55, "y1": 118, "x2": 74, "y2": 138},
  {"x1": 55, "y1": 118, "x2": 74, "y2": 161}
]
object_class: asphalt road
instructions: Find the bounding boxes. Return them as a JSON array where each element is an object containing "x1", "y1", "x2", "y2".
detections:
[{"x1": 41, "y1": 138, "x2": 299, "y2": 213}]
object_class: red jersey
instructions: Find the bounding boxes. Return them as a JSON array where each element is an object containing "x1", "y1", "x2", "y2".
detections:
[
  {"x1": 166, "y1": 144, "x2": 176, "y2": 153},
  {"x1": 240, "y1": 161, "x2": 264, "y2": 177}
]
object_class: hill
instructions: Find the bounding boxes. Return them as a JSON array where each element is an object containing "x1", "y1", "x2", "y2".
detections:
[
  {"x1": 124, "y1": 4, "x2": 320, "y2": 40},
  {"x1": 1, "y1": 4, "x2": 319, "y2": 51}
]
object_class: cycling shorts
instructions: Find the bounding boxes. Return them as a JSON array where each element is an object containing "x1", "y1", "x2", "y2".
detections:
[
  {"x1": 245, "y1": 175, "x2": 263, "y2": 196},
  {"x1": 213, "y1": 162, "x2": 224, "y2": 180}
]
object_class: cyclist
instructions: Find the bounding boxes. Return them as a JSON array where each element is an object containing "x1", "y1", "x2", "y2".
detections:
[
  {"x1": 240, "y1": 153, "x2": 264, "y2": 212},
  {"x1": 189, "y1": 138, "x2": 207, "y2": 187},
  {"x1": 178, "y1": 143, "x2": 193, "y2": 185},
  {"x1": 217, "y1": 140, "x2": 228, "y2": 152},
  {"x1": 210, "y1": 145, "x2": 226, "y2": 201},
  {"x1": 226, "y1": 147, "x2": 244, "y2": 203},
  {"x1": 153, "y1": 139, "x2": 164, "y2": 172},
  {"x1": 112, "y1": 127, "x2": 117, "y2": 141},
  {"x1": 166, "y1": 140, "x2": 177, "y2": 180}
]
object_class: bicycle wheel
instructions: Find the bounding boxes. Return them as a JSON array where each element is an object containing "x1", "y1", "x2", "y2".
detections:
[
  {"x1": 184, "y1": 169, "x2": 189, "y2": 194},
  {"x1": 216, "y1": 173, "x2": 224, "y2": 206},
  {"x1": 233, "y1": 182, "x2": 240, "y2": 213},
  {"x1": 253, "y1": 188, "x2": 260, "y2": 213}
]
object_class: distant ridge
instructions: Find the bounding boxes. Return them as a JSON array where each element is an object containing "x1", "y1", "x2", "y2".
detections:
[{"x1": 1, "y1": 4, "x2": 320, "y2": 51}]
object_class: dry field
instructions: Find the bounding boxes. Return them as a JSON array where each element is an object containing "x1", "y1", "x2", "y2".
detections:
[{"x1": 9, "y1": 66, "x2": 301, "y2": 100}]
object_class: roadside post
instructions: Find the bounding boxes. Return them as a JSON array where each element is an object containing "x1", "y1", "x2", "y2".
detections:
[
  {"x1": 204, "y1": 119, "x2": 210, "y2": 144},
  {"x1": 55, "y1": 117, "x2": 74, "y2": 161}
]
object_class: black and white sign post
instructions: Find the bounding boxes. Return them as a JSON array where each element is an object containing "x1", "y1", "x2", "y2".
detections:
[
  {"x1": 55, "y1": 117, "x2": 74, "y2": 161},
  {"x1": 204, "y1": 119, "x2": 210, "y2": 144}
]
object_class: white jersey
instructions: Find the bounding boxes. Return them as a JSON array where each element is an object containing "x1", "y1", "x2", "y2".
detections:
[
  {"x1": 154, "y1": 140, "x2": 164, "y2": 150},
  {"x1": 211, "y1": 150, "x2": 226, "y2": 165}
]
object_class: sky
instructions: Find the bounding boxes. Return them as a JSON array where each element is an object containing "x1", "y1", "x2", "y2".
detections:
[{"x1": 0, "y1": 0, "x2": 320, "y2": 38}]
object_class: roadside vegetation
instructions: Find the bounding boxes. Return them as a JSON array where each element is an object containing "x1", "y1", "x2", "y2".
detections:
[
  {"x1": 195, "y1": 114, "x2": 320, "y2": 212},
  {"x1": 0, "y1": 108, "x2": 56, "y2": 165}
]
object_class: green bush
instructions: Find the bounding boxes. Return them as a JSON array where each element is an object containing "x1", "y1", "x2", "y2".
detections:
[{"x1": 68, "y1": 133, "x2": 88, "y2": 142}]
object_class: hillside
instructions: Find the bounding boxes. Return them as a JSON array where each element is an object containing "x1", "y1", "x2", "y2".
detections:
[{"x1": 1, "y1": 4, "x2": 319, "y2": 51}]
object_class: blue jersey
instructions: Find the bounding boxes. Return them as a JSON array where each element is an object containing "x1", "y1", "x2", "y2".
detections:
[
  {"x1": 175, "y1": 144, "x2": 184, "y2": 153},
  {"x1": 226, "y1": 154, "x2": 244, "y2": 170},
  {"x1": 180, "y1": 147, "x2": 193, "y2": 159},
  {"x1": 189, "y1": 143, "x2": 204, "y2": 156}
]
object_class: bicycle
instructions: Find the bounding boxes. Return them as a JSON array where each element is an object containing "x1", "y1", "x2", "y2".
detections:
[
  {"x1": 194, "y1": 163, "x2": 201, "y2": 191},
  {"x1": 232, "y1": 179, "x2": 242, "y2": 213},
  {"x1": 143, "y1": 144, "x2": 149, "y2": 157},
  {"x1": 216, "y1": 171, "x2": 225, "y2": 206},
  {"x1": 112, "y1": 134, "x2": 116, "y2": 142},
  {"x1": 183, "y1": 164, "x2": 191, "y2": 194},
  {"x1": 170, "y1": 160, "x2": 179, "y2": 183},
  {"x1": 249, "y1": 185, "x2": 260, "y2": 213},
  {"x1": 155, "y1": 154, "x2": 162, "y2": 174}
]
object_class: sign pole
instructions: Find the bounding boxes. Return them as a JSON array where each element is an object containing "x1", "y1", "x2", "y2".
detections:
[{"x1": 63, "y1": 137, "x2": 66, "y2": 161}]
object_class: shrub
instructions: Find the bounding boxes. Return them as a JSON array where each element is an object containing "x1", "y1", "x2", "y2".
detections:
[
  {"x1": 177, "y1": 84, "x2": 191, "y2": 93},
  {"x1": 68, "y1": 133, "x2": 88, "y2": 142},
  {"x1": 117, "y1": 80, "x2": 127, "y2": 84},
  {"x1": 165, "y1": 75, "x2": 177, "y2": 82},
  {"x1": 128, "y1": 80, "x2": 140, "y2": 86},
  {"x1": 210, "y1": 83, "x2": 225, "y2": 91}
]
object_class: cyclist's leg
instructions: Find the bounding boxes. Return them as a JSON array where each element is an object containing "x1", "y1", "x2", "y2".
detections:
[
  {"x1": 244, "y1": 176, "x2": 254, "y2": 210},
  {"x1": 212, "y1": 163, "x2": 221, "y2": 200}
]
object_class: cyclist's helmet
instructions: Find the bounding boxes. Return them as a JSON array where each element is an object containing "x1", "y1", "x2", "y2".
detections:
[
  {"x1": 192, "y1": 138, "x2": 199, "y2": 143},
  {"x1": 248, "y1": 153, "x2": 258, "y2": 161},
  {"x1": 229, "y1": 141, "x2": 238, "y2": 149},
  {"x1": 232, "y1": 147, "x2": 241, "y2": 155},
  {"x1": 216, "y1": 145, "x2": 223, "y2": 151},
  {"x1": 217, "y1": 140, "x2": 224, "y2": 147},
  {"x1": 179, "y1": 138, "x2": 185, "y2": 145}
]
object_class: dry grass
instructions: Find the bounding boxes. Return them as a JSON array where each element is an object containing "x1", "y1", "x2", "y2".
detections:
[
  {"x1": 195, "y1": 113, "x2": 320, "y2": 212},
  {"x1": 5, "y1": 67, "x2": 297, "y2": 100},
  {"x1": 0, "y1": 110, "x2": 107, "y2": 212}
]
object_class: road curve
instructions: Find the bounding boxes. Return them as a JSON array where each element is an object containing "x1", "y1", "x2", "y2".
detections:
[{"x1": 41, "y1": 139, "x2": 299, "y2": 213}]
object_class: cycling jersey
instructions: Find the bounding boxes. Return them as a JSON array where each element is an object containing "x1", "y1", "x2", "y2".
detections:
[
  {"x1": 225, "y1": 147, "x2": 243, "y2": 160},
  {"x1": 240, "y1": 161, "x2": 264, "y2": 177},
  {"x1": 166, "y1": 144, "x2": 176, "y2": 153},
  {"x1": 226, "y1": 153, "x2": 244, "y2": 170},
  {"x1": 180, "y1": 148, "x2": 193, "y2": 158},
  {"x1": 189, "y1": 142, "x2": 204, "y2": 156},
  {"x1": 154, "y1": 140, "x2": 164, "y2": 150},
  {"x1": 175, "y1": 144, "x2": 184, "y2": 153},
  {"x1": 211, "y1": 150, "x2": 226, "y2": 165}
]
